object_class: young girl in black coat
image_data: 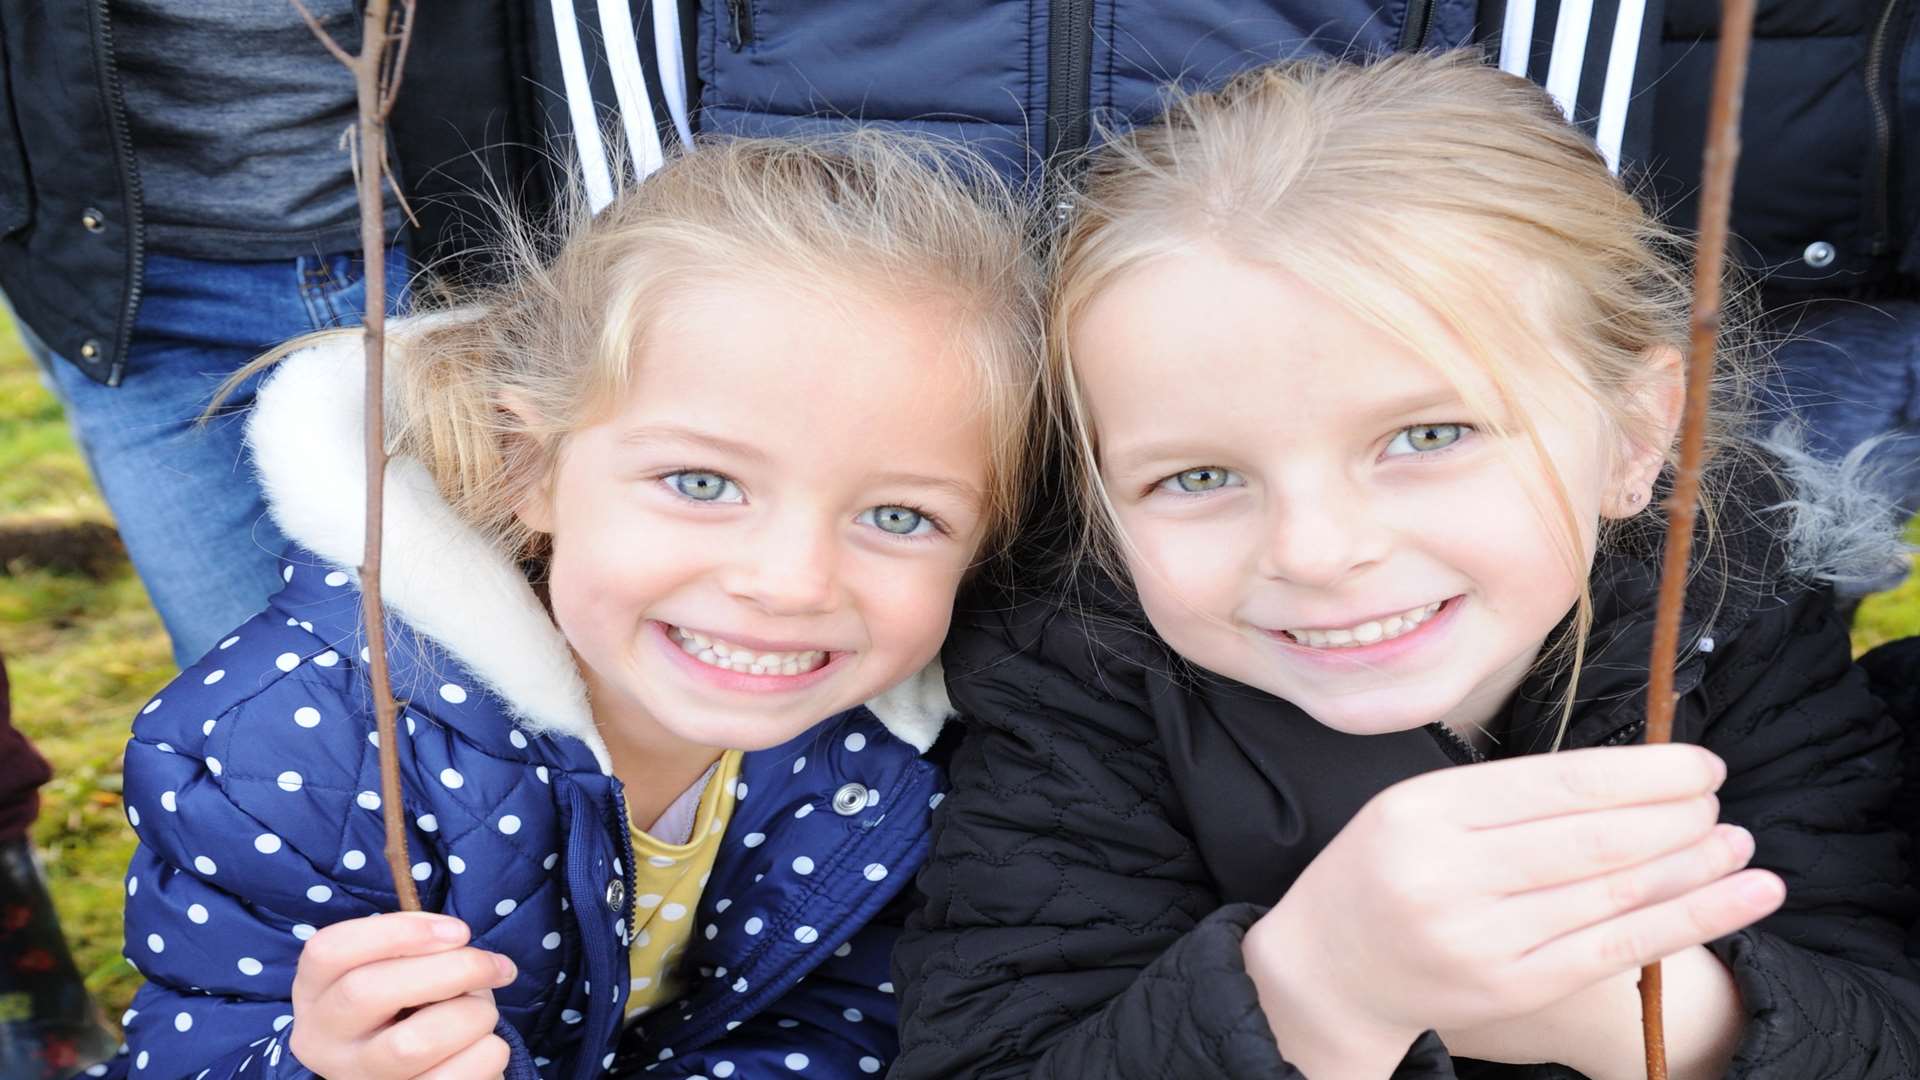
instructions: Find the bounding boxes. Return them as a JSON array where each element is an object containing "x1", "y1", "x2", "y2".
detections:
[{"x1": 893, "y1": 52, "x2": 1920, "y2": 1079}]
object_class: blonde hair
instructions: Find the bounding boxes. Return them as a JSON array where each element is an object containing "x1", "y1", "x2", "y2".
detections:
[
  {"x1": 225, "y1": 132, "x2": 1044, "y2": 566},
  {"x1": 1049, "y1": 50, "x2": 1756, "y2": 738}
]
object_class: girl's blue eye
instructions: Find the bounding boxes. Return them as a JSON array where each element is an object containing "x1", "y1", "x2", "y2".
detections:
[
  {"x1": 1160, "y1": 467, "x2": 1239, "y2": 494},
  {"x1": 666, "y1": 471, "x2": 742, "y2": 502},
  {"x1": 861, "y1": 505, "x2": 933, "y2": 537},
  {"x1": 1384, "y1": 423, "x2": 1466, "y2": 457}
]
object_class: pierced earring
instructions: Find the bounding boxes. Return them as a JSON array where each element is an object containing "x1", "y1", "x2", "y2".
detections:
[{"x1": 1626, "y1": 490, "x2": 1645, "y2": 508}]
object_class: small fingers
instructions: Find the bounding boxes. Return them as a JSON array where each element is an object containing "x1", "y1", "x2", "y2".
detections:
[
  {"x1": 376, "y1": 991, "x2": 501, "y2": 1078},
  {"x1": 294, "y1": 913, "x2": 471, "y2": 1001},
  {"x1": 1520, "y1": 867, "x2": 1785, "y2": 992},
  {"x1": 1477, "y1": 795, "x2": 1723, "y2": 894},
  {"x1": 314, "y1": 947, "x2": 516, "y2": 1040},
  {"x1": 410, "y1": 1032, "x2": 511, "y2": 1080},
  {"x1": 1498, "y1": 823, "x2": 1755, "y2": 943},
  {"x1": 1446, "y1": 745, "x2": 1726, "y2": 829}
]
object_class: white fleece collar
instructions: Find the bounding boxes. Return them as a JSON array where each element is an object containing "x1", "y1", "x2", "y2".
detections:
[{"x1": 245, "y1": 324, "x2": 953, "y2": 773}]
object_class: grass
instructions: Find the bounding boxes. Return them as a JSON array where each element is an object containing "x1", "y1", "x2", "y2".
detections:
[
  {"x1": 1, "y1": 312, "x2": 170, "y2": 1028},
  {"x1": 1, "y1": 310, "x2": 1919, "y2": 1034}
]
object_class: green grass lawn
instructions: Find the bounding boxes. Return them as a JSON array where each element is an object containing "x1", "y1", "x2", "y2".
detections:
[
  {"x1": 1, "y1": 312, "x2": 171, "y2": 1028},
  {"x1": 2, "y1": 309, "x2": 1920, "y2": 1033}
]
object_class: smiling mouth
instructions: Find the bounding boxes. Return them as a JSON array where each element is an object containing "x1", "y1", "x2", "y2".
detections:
[
  {"x1": 667, "y1": 626, "x2": 831, "y2": 676},
  {"x1": 1278, "y1": 599, "x2": 1450, "y2": 649}
]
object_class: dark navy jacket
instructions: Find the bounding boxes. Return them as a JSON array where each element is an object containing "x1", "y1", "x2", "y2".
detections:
[
  {"x1": 89, "y1": 330, "x2": 951, "y2": 1080},
  {"x1": 531, "y1": 0, "x2": 1666, "y2": 199}
]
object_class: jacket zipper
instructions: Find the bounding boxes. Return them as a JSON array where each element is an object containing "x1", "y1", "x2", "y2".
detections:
[
  {"x1": 92, "y1": 0, "x2": 144, "y2": 387},
  {"x1": 1398, "y1": 0, "x2": 1437, "y2": 51},
  {"x1": 1428, "y1": 722, "x2": 1485, "y2": 765},
  {"x1": 1599, "y1": 717, "x2": 1647, "y2": 747},
  {"x1": 1045, "y1": 0, "x2": 1094, "y2": 162},
  {"x1": 725, "y1": 0, "x2": 754, "y2": 50},
  {"x1": 1866, "y1": 0, "x2": 1909, "y2": 254}
]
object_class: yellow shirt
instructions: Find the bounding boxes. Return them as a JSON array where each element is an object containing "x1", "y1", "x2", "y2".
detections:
[{"x1": 625, "y1": 749, "x2": 743, "y2": 1016}]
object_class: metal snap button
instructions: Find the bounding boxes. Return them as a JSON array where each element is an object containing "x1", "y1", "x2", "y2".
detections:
[
  {"x1": 832, "y1": 782, "x2": 868, "y2": 816},
  {"x1": 81, "y1": 209, "x2": 105, "y2": 232},
  {"x1": 1803, "y1": 240, "x2": 1836, "y2": 269},
  {"x1": 78, "y1": 340, "x2": 101, "y2": 360},
  {"x1": 604, "y1": 877, "x2": 625, "y2": 912}
]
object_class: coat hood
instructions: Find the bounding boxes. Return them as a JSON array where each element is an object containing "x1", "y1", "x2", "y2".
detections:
[{"x1": 244, "y1": 324, "x2": 953, "y2": 773}]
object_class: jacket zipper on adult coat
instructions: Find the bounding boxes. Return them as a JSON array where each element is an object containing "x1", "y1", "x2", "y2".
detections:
[
  {"x1": 1045, "y1": 0, "x2": 1094, "y2": 161},
  {"x1": 1866, "y1": 0, "x2": 1910, "y2": 254},
  {"x1": 1398, "y1": 0, "x2": 1437, "y2": 51},
  {"x1": 90, "y1": 0, "x2": 144, "y2": 387},
  {"x1": 725, "y1": 0, "x2": 754, "y2": 50}
]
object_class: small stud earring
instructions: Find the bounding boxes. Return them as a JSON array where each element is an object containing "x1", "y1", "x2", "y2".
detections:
[{"x1": 1626, "y1": 490, "x2": 1645, "y2": 508}]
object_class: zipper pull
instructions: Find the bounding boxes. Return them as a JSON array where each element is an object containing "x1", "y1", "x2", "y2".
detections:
[{"x1": 726, "y1": 0, "x2": 754, "y2": 50}]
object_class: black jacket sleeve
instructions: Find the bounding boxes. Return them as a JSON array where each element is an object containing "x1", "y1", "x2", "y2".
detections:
[
  {"x1": 891, "y1": 598, "x2": 1456, "y2": 1079},
  {"x1": 1694, "y1": 588, "x2": 1920, "y2": 1077}
]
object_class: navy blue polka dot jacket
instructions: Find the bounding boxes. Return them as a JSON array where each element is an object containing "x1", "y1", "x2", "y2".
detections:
[{"x1": 90, "y1": 331, "x2": 953, "y2": 1080}]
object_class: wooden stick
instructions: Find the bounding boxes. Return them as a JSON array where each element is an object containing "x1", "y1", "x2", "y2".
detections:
[
  {"x1": 294, "y1": 0, "x2": 422, "y2": 912},
  {"x1": 1638, "y1": 1, "x2": 1757, "y2": 1075}
]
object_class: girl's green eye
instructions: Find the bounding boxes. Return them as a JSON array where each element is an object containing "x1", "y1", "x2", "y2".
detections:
[
  {"x1": 1385, "y1": 423, "x2": 1466, "y2": 456},
  {"x1": 1163, "y1": 467, "x2": 1237, "y2": 493},
  {"x1": 667, "y1": 471, "x2": 741, "y2": 502},
  {"x1": 862, "y1": 505, "x2": 932, "y2": 536}
]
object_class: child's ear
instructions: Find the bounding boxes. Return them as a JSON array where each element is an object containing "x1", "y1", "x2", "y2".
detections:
[
  {"x1": 498, "y1": 391, "x2": 557, "y2": 535},
  {"x1": 1605, "y1": 345, "x2": 1684, "y2": 518}
]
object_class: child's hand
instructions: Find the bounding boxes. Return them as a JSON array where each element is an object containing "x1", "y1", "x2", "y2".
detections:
[
  {"x1": 290, "y1": 911, "x2": 518, "y2": 1079},
  {"x1": 1241, "y1": 744, "x2": 1783, "y2": 1076}
]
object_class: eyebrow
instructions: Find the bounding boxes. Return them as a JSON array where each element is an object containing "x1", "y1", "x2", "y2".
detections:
[
  {"x1": 872, "y1": 471, "x2": 987, "y2": 511},
  {"x1": 617, "y1": 425, "x2": 771, "y2": 464}
]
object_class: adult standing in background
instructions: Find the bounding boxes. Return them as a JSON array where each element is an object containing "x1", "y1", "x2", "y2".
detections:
[
  {"x1": 0, "y1": 2, "x2": 535, "y2": 667},
  {"x1": 1651, "y1": 0, "x2": 1920, "y2": 604},
  {"x1": 532, "y1": 0, "x2": 1668, "y2": 202}
]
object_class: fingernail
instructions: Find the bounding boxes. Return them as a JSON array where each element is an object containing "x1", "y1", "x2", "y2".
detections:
[
  {"x1": 1722, "y1": 824, "x2": 1754, "y2": 860},
  {"x1": 430, "y1": 917, "x2": 469, "y2": 943},
  {"x1": 492, "y1": 953, "x2": 517, "y2": 983},
  {"x1": 1739, "y1": 872, "x2": 1784, "y2": 906}
]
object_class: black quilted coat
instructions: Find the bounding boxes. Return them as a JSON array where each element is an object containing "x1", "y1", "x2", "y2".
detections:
[{"x1": 895, "y1": 494, "x2": 1920, "y2": 1077}]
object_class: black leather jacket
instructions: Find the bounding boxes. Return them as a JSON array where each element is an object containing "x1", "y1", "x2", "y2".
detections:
[
  {"x1": 0, "y1": 1, "x2": 543, "y2": 386},
  {"x1": 1651, "y1": 0, "x2": 1920, "y2": 296}
]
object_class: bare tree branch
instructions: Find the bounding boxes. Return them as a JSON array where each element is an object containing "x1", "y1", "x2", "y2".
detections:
[
  {"x1": 289, "y1": 0, "x2": 355, "y2": 68},
  {"x1": 1638, "y1": 1, "x2": 1758, "y2": 1075},
  {"x1": 292, "y1": 0, "x2": 423, "y2": 912},
  {"x1": 377, "y1": 1, "x2": 418, "y2": 122}
]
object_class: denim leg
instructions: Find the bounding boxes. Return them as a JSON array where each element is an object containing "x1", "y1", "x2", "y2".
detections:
[
  {"x1": 1764, "y1": 296, "x2": 1920, "y2": 596},
  {"x1": 22, "y1": 247, "x2": 409, "y2": 666}
]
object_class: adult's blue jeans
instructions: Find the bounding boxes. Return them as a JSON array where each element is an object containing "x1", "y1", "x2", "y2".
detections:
[
  {"x1": 1766, "y1": 294, "x2": 1920, "y2": 595},
  {"x1": 18, "y1": 248, "x2": 409, "y2": 666}
]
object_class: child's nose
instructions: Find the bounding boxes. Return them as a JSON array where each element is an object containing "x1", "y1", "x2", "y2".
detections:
[
  {"x1": 1255, "y1": 492, "x2": 1390, "y2": 588},
  {"x1": 724, "y1": 519, "x2": 839, "y2": 616}
]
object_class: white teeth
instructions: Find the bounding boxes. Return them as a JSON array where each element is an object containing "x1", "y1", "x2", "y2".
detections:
[
  {"x1": 1285, "y1": 601, "x2": 1447, "y2": 650},
  {"x1": 670, "y1": 627, "x2": 827, "y2": 676}
]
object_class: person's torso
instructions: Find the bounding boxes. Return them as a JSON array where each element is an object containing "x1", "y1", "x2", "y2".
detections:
[
  {"x1": 126, "y1": 548, "x2": 943, "y2": 1079},
  {"x1": 1651, "y1": 0, "x2": 1920, "y2": 292},
  {"x1": 107, "y1": 0, "x2": 375, "y2": 259}
]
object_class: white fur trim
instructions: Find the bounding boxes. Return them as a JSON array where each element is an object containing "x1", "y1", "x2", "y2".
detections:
[
  {"x1": 247, "y1": 329, "x2": 610, "y2": 771},
  {"x1": 863, "y1": 658, "x2": 954, "y2": 754},
  {"x1": 247, "y1": 323, "x2": 949, "y2": 766}
]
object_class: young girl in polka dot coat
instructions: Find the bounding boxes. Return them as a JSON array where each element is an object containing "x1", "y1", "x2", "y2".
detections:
[{"x1": 96, "y1": 134, "x2": 1040, "y2": 1080}]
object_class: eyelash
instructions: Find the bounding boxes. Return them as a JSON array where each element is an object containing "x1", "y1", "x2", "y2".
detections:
[
  {"x1": 1146, "y1": 422, "x2": 1477, "y2": 496},
  {"x1": 1382, "y1": 422, "x2": 1476, "y2": 460},
  {"x1": 656, "y1": 469, "x2": 953, "y2": 542}
]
